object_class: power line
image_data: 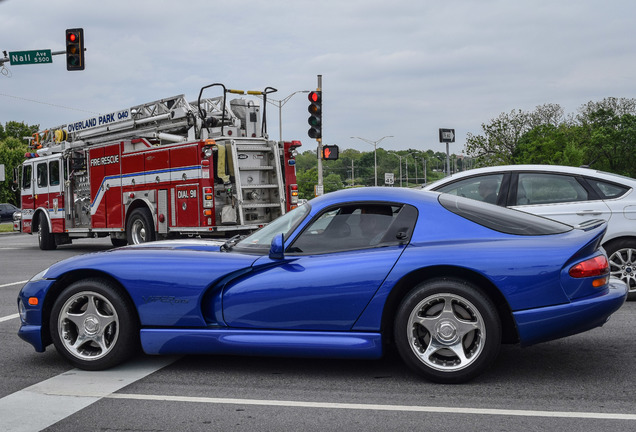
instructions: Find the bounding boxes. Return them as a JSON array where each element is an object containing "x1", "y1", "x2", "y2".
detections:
[{"x1": 0, "y1": 92, "x2": 99, "y2": 115}]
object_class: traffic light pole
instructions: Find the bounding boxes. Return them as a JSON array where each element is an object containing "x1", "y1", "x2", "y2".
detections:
[{"x1": 316, "y1": 75, "x2": 323, "y2": 195}]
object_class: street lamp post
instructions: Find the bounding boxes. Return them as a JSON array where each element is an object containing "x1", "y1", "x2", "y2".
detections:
[
  {"x1": 350, "y1": 135, "x2": 393, "y2": 186},
  {"x1": 264, "y1": 90, "x2": 310, "y2": 142}
]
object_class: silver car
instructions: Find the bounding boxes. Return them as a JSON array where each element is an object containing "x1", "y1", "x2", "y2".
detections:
[{"x1": 424, "y1": 165, "x2": 636, "y2": 299}]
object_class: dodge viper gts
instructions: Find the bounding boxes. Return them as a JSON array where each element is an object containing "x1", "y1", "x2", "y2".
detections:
[{"x1": 17, "y1": 187, "x2": 627, "y2": 383}]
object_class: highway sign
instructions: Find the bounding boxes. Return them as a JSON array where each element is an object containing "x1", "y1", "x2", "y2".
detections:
[
  {"x1": 385, "y1": 173, "x2": 394, "y2": 185},
  {"x1": 439, "y1": 128, "x2": 455, "y2": 143}
]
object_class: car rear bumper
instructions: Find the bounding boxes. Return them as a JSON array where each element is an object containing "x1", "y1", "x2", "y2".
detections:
[{"x1": 513, "y1": 278, "x2": 628, "y2": 346}]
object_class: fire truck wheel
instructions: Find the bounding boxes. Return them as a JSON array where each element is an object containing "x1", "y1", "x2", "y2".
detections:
[
  {"x1": 38, "y1": 219, "x2": 57, "y2": 250},
  {"x1": 126, "y1": 208, "x2": 155, "y2": 245},
  {"x1": 111, "y1": 238, "x2": 128, "y2": 247},
  {"x1": 49, "y1": 278, "x2": 139, "y2": 370}
]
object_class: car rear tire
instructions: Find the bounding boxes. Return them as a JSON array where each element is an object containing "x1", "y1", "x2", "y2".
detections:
[
  {"x1": 49, "y1": 278, "x2": 139, "y2": 370},
  {"x1": 38, "y1": 219, "x2": 57, "y2": 250},
  {"x1": 126, "y1": 208, "x2": 155, "y2": 245},
  {"x1": 394, "y1": 278, "x2": 501, "y2": 383},
  {"x1": 605, "y1": 238, "x2": 636, "y2": 301}
]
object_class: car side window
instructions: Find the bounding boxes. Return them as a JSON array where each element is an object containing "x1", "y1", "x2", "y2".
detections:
[
  {"x1": 288, "y1": 203, "x2": 416, "y2": 255},
  {"x1": 517, "y1": 173, "x2": 588, "y2": 205},
  {"x1": 434, "y1": 174, "x2": 504, "y2": 205},
  {"x1": 586, "y1": 179, "x2": 629, "y2": 199}
]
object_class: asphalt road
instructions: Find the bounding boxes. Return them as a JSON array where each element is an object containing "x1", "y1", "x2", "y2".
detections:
[{"x1": 1, "y1": 231, "x2": 635, "y2": 431}]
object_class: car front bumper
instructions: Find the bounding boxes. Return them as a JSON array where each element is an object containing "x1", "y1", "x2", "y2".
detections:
[
  {"x1": 513, "y1": 278, "x2": 628, "y2": 346},
  {"x1": 17, "y1": 278, "x2": 55, "y2": 353}
]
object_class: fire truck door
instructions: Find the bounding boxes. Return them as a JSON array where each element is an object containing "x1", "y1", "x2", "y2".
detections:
[
  {"x1": 33, "y1": 159, "x2": 49, "y2": 210},
  {"x1": 33, "y1": 158, "x2": 63, "y2": 231},
  {"x1": 175, "y1": 184, "x2": 200, "y2": 226},
  {"x1": 89, "y1": 145, "x2": 123, "y2": 229},
  {"x1": 20, "y1": 163, "x2": 34, "y2": 233},
  {"x1": 104, "y1": 145, "x2": 122, "y2": 228},
  {"x1": 89, "y1": 148, "x2": 106, "y2": 228}
]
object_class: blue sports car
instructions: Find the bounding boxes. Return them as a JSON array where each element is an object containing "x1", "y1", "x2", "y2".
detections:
[{"x1": 17, "y1": 188, "x2": 627, "y2": 383}]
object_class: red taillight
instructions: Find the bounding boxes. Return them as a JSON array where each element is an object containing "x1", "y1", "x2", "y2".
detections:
[{"x1": 569, "y1": 255, "x2": 609, "y2": 278}]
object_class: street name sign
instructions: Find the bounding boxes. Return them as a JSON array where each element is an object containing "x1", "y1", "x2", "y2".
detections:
[{"x1": 9, "y1": 49, "x2": 52, "y2": 65}]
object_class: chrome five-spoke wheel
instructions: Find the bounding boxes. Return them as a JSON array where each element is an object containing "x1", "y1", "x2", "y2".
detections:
[
  {"x1": 50, "y1": 278, "x2": 139, "y2": 370},
  {"x1": 394, "y1": 278, "x2": 501, "y2": 383},
  {"x1": 57, "y1": 291, "x2": 119, "y2": 361},
  {"x1": 407, "y1": 293, "x2": 485, "y2": 372}
]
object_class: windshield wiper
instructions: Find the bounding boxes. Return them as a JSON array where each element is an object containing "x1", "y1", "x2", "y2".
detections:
[{"x1": 220, "y1": 234, "x2": 247, "y2": 252}]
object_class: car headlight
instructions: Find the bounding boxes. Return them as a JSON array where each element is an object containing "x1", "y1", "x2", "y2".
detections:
[
  {"x1": 29, "y1": 268, "x2": 49, "y2": 282},
  {"x1": 18, "y1": 298, "x2": 27, "y2": 322}
]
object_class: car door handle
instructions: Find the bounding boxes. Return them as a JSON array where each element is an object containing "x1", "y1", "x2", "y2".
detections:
[{"x1": 577, "y1": 211, "x2": 602, "y2": 216}]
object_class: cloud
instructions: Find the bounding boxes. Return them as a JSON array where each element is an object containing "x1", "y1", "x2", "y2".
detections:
[{"x1": 1, "y1": 0, "x2": 636, "y2": 153}]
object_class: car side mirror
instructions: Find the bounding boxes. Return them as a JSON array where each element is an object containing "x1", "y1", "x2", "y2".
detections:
[{"x1": 269, "y1": 233, "x2": 285, "y2": 260}]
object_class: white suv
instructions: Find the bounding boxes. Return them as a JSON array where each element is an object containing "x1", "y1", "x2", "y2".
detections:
[{"x1": 424, "y1": 165, "x2": 636, "y2": 299}]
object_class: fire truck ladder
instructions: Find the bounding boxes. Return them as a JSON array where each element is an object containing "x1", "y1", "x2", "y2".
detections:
[
  {"x1": 39, "y1": 95, "x2": 195, "y2": 148},
  {"x1": 227, "y1": 138, "x2": 286, "y2": 225}
]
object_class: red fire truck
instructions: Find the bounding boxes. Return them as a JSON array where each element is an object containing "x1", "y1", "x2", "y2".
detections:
[{"x1": 14, "y1": 83, "x2": 301, "y2": 250}]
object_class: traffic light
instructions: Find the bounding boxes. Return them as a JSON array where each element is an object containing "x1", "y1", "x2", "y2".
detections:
[
  {"x1": 307, "y1": 91, "x2": 322, "y2": 140},
  {"x1": 322, "y1": 145, "x2": 339, "y2": 160},
  {"x1": 66, "y1": 28, "x2": 85, "y2": 71}
]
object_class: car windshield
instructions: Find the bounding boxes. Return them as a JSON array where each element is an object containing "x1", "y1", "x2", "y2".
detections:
[{"x1": 233, "y1": 203, "x2": 311, "y2": 253}]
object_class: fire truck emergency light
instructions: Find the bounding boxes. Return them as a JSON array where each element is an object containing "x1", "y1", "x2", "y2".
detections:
[{"x1": 65, "y1": 28, "x2": 85, "y2": 71}]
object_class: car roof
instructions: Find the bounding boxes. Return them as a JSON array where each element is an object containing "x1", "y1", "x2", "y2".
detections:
[
  {"x1": 424, "y1": 164, "x2": 636, "y2": 189},
  {"x1": 308, "y1": 187, "x2": 440, "y2": 209}
]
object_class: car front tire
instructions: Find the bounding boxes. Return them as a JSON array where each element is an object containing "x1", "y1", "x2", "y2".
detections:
[
  {"x1": 49, "y1": 278, "x2": 139, "y2": 370},
  {"x1": 394, "y1": 278, "x2": 501, "y2": 384}
]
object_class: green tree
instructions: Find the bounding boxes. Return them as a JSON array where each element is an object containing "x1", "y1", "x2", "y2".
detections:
[
  {"x1": 0, "y1": 136, "x2": 29, "y2": 205},
  {"x1": 1, "y1": 121, "x2": 39, "y2": 141},
  {"x1": 466, "y1": 109, "x2": 530, "y2": 167},
  {"x1": 583, "y1": 109, "x2": 636, "y2": 176}
]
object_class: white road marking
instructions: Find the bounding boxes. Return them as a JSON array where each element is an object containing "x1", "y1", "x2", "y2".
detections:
[
  {"x1": 106, "y1": 393, "x2": 636, "y2": 420},
  {"x1": 0, "y1": 314, "x2": 19, "y2": 323},
  {"x1": 0, "y1": 355, "x2": 634, "y2": 429},
  {"x1": 0, "y1": 356, "x2": 178, "y2": 432},
  {"x1": 0, "y1": 280, "x2": 28, "y2": 289}
]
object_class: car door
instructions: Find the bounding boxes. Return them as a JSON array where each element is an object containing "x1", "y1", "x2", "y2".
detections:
[
  {"x1": 509, "y1": 172, "x2": 611, "y2": 226},
  {"x1": 221, "y1": 203, "x2": 418, "y2": 331}
]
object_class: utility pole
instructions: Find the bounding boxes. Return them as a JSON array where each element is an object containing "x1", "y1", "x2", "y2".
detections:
[{"x1": 316, "y1": 75, "x2": 323, "y2": 195}]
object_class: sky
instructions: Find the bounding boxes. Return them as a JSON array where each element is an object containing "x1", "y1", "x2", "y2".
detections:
[{"x1": 1, "y1": 0, "x2": 635, "y2": 155}]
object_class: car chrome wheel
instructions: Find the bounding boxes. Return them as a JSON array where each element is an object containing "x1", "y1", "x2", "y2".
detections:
[
  {"x1": 407, "y1": 293, "x2": 485, "y2": 372},
  {"x1": 57, "y1": 291, "x2": 119, "y2": 361},
  {"x1": 50, "y1": 278, "x2": 139, "y2": 370},
  {"x1": 605, "y1": 238, "x2": 636, "y2": 300},
  {"x1": 608, "y1": 247, "x2": 636, "y2": 296},
  {"x1": 394, "y1": 279, "x2": 501, "y2": 383}
]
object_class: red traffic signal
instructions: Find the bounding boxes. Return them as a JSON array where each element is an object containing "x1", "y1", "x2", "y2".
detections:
[
  {"x1": 66, "y1": 28, "x2": 85, "y2": 71},
  {"x1": 322, "y1": 145, "x2": 339, "y2": 160},
  {"x1": 307, "y1": 91, "x2": 322, "y2": 140}
]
